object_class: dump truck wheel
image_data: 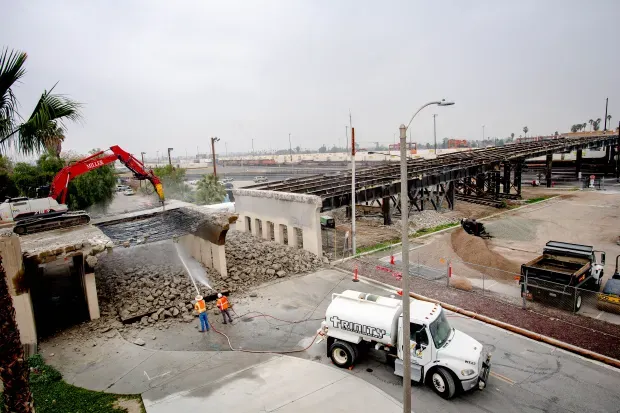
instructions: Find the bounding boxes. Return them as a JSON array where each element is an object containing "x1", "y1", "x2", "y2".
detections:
[
  {"x1": 329, "y1": 341, "x2": 356, "y2": 368},
  {"x1": 429, "y1": 367, "x2": 456, "y2": 399}
]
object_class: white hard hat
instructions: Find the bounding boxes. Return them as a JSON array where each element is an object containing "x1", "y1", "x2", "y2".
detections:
[
  {"x1": 195, "y1": 295, "x2": 203, "y2": 301},
  {"x1": 217, "y1": 293, "x2": 222, "y2": 298}
]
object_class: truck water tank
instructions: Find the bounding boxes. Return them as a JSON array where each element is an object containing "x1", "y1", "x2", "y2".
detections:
[{"x1": 326, "y1": 290, "x2": 402, "y2": 346}]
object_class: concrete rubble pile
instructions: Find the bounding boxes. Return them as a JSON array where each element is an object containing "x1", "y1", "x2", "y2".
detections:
[
  {"x1": 225, "y1": 231, "x2": 324, "y2": 286},
  {"x1": 91, "y1": 230, "x2": 323, "y2": 331}
]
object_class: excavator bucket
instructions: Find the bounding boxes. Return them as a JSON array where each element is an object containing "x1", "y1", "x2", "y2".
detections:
[{"x1": 155, "y1": 183, "x2": 165, "y2": 202}]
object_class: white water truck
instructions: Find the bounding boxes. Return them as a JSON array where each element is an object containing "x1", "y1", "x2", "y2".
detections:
[{"x1": 320, "y1": 290, "x2": 491, "y2": 399}]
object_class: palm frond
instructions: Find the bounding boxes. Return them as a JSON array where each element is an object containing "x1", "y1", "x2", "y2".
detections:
[
  {"x1": 0, "y1": 48, "x2": 27, "y2": 140},
  {"x1": 9, "y1": 87, "x2": 82, "y2": 155}
]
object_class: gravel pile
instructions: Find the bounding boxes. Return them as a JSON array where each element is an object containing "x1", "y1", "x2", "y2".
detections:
[{"x1": 483, "y1": 217, "x2": 540, "y2": 242}]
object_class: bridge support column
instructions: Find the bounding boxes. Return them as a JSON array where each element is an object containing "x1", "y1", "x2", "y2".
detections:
[
  {"x1": 545, "y1": 153, "x2": 553, "y2": 188},
  {"x1": 514, "y1": 161, "x2": 523, "y2": 196},
  {"x1": 447, "y1": 181, "x2": 455, "y2": 210},
  {"x1": 382, "y1": 196, "x2": 392, "y2": 225},
  {"x1": 494, "y1": 171, "x2": 501, "y2": 199},
  {"x1": 476, "y1": 173, "x2": 485, "y2": 196},
  {"x1": 608, "y1": 145, "x2": 616, "y2": 177},
  {"x1": 575, "y1": 149, "x2": 582, "y2": 179},
  {"x1": 503, "y1": 163, "x2": 511, "y2": 194},
  {"x1": 606, "y1": 146, "x2": 611, "y2": 177}
]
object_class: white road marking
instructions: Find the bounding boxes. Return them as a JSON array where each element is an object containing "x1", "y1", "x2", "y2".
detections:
[{"x1": 144, "y1": 370, "x2": 170, "y2": 381}]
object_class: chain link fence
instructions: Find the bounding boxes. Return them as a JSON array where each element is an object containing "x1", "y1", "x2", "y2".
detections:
[{"x1": 337, "y1": 253, "x2": 620, "y2": 320}]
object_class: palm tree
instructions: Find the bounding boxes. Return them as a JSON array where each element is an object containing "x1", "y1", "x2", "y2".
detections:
[
  {"x1": 0, "y1": 259, "x2": 35, "y2": 412},
  {"x1": 588, "y1": 119, "x2": 594, "y2": 131},
  {"x1": 0, "y1": 47, "x2": 81, "y2": 155},
  {"x1": 523, "y1": 126, "x2": 529, "y2": 137},
  {"x1": 195, "y1": 173, "x2": 226, "y2": 205},
  {"x1": 582, "y1": 123, "x2": 586, "y2": 132},
  {"x1": 593, "y1": 118, "x2": 602, "y2": 131},
  {"x1": 607, "y1": 114, "x2": 612, "y2": 129}
]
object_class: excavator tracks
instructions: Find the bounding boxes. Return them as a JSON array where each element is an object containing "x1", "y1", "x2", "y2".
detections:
[{"x1": 13, "y1": 211, "x2": 91, "y2": 235}]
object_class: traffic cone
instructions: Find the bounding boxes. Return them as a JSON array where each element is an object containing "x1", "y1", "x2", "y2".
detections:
[
  {"x1": 390, "y1": 255, "x2": 395, "y2": 265},
  {"x1": 353, "y1": 265, "x2": 359, "y2": 282},
  {"x1": 396, "y1": 290, "x2": 403, "y2": 296}
]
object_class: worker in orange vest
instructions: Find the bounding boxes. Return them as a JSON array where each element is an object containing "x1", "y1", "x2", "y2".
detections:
[
  {"x1": 216, "y1": 293, "x2": 233, "y2": 324},
  {"x1": 194, "y1": 295, "x2": 210, "y2": 332}
]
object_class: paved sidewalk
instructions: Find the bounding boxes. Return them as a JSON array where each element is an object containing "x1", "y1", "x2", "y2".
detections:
[{"x1": 42, "y1": 332, "x2": 401, "y2": 413}]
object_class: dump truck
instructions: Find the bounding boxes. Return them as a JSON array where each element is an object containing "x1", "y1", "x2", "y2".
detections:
[
  {"x1": 319, "y1": 290, "x2": 491, "y2": 399},
  {"x1": 520, "y1": 241, "x2": 605, "y2": 312}
]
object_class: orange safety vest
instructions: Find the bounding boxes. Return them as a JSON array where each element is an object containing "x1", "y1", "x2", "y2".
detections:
[
  {"x1": 194, "y1": 300, "x2": 206, "y2": 313},
  {"x1": 216, "y1": 296, "x2": 229, "y2": 311}
]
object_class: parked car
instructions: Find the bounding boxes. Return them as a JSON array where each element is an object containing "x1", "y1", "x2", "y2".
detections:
[
  {"x1": 222, "y1": 177, "x2": 234, "y2": 183},
  {"x1": 253, "y1": 176, "x2": 268, "y2": 183},
  {"x1": 123, "y1": 188, "x2": 135, "y2": 196}
]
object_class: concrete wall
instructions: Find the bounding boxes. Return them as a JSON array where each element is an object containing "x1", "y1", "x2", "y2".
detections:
[
  {"x1": 233, "y1": 189, "x2": 323, "y2": 256},
  {"x1": 179, "y1": 234, "x2": 228, "y2": 278},
  {"x1": 0, "y1": 231, "x2": 37, "y2": 354}
]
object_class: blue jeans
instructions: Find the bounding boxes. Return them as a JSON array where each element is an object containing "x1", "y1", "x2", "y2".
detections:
[{"x1": 199, "y1": 312, "x2": 209, "y2": 331}]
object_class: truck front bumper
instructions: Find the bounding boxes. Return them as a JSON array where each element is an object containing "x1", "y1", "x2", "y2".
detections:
[{"x1": 461, "y1": 356, "x2": 491, "y2": 392}]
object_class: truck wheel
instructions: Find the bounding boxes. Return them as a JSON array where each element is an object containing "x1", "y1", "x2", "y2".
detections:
[
  {"x1": 573, "y1": 292, "x2": 582, "y2": 312},
  {"x1": 329, "y1": 341, "x2": 356, "y2": 368},
  {"x1": 429, "y1": 367, "x2": 456, "y2": 399}
]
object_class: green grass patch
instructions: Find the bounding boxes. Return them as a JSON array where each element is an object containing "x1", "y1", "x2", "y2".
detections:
[
  {"x1": 356, "y1": 238, "x2": 401, "y2": 254},
  {"x1": 25, "y1": 354, "x2": 145, "y2": 413},
  {"x1": 354, "y1": 222, "x2": 459, "y2": 254},
  {"x1": 413, "y1": 222, "x2": 459, "y2": 237},
  {"x1": 525, "y1": 196, "x2": 549, "y2": 204}
]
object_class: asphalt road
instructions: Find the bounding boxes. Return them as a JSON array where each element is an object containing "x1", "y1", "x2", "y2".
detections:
[{"x1": 231, "y1": 269, "x2": 620, "y2": 413}]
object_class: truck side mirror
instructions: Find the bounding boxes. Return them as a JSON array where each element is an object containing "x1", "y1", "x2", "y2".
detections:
[{"x1": 415, "y1": 331, "x2": 423, "y2": 349}]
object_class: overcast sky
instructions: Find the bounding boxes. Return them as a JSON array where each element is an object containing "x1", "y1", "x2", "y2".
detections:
[{"x1": 3, "y1": 0, "x2": 619, "y2": 157}]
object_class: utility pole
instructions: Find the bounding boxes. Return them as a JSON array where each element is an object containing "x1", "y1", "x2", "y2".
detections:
[
  {"x1": 288, "y1": 133, "x2": 293, "y2": 161},
  {"x1": 140, "y1": 152, "x2": 146, "y2": 188},
  {"x1": 433, "y1": 114, "x2": 438, "y2": 154},
  {"x1": 211, "y1": 137, "x2": 220, "y2": 178},
  {"x1": 167, "y1": 148, "x2": 173, "y2": 166},
  {"x1": 604, "y1": 97, "x2": 609, "y2": 131},
  {"x1": 399, "y1": 123, "x2": 411, "y2": 413}
]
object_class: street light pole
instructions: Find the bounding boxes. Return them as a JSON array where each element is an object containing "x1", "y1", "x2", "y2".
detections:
[
  {"x1": 211, "y1": 137, "x2": 220, "y2": 178},
  {"x1": 433, "y1": 114, "x2": 438, "y2": 154},
  {"x1": 399, "y1": 123, "x2": 411, "y2": 413},
  {"x1": 401, "y1": 99, "x2": 454, "y2": 413},
  {"x1": 351, "y1": 127, "x2": 356, "y2": 256}
]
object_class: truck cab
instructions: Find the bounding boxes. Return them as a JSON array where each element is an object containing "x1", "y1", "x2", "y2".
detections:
[{"x1": 321, "y1": 290, "x2": 491, "y2": 399}]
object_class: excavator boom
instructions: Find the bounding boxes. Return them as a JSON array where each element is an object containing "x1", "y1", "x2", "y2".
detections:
[
  {"x1": 10, "y1": 146, "x2": 165, "y2": 235},
  {"x1": 49, "y1": 146, "x2": 165, "y2": 204}
]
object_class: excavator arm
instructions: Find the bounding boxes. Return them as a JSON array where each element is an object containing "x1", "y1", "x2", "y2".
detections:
[{"x1": 49, "y1": 146, "x2": 165, "y2": 204}]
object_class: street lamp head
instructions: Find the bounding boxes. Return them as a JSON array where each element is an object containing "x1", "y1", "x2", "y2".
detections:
[{"x1": 438, "y1": 99, "x2": 455, "y2": 107}]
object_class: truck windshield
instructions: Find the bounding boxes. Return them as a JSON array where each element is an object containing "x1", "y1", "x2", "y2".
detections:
[{"x1": 429, "y1": 311, "x2": 453, "y2": 348}]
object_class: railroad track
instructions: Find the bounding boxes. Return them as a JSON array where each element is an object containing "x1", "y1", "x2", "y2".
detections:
[{"x1": 455, "y1": 194, "x2": 505, "y2": 208}]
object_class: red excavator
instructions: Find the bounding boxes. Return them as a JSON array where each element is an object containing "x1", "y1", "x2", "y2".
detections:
[{"x1": 0, "y1": 146, "x2": 165, "y2": 234}]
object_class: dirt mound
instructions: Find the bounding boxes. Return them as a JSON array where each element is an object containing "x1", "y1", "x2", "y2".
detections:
[{"x1": 450, "y1": 229, "x2": 520, "y2": 280}]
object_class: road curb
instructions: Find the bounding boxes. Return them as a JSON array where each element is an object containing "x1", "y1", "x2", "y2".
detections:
[{"x1": 353, "y1": 273, "x2": 620, "y2": 370}]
